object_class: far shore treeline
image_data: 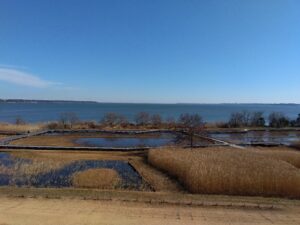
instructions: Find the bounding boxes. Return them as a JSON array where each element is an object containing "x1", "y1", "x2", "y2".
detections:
[{"x1": 9, "y1": 111, "x2": 300, "y2": 130}]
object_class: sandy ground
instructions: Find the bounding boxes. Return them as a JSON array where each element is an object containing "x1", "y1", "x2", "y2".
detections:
[{"x1": 0, "y1": 197, "x2": 299, "y2": 225}]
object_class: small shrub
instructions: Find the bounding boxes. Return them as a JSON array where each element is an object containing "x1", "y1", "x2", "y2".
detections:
[
  {"x1": 215, "y1": 122, "x2": 229, "y2": 128},
  {"x1": 101, "y1": 113, "x2": 128, "y2": 127},
  {"x1": 15, "y1": 116, "x2": 26, "y2": 125},
  {"x1": 135, "y1": 112, "x2": 150, "y2": 126},
  {"x1": 59, "y1": 112, "x2": 80, "y2": 128},
  {"x1": 45, "y1": 122, "x2": 60, "y2": 130}
]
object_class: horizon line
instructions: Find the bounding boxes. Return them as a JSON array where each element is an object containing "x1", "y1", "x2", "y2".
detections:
[{"x1": 1, "y1": 98, "x2": 299, "y2": 105}]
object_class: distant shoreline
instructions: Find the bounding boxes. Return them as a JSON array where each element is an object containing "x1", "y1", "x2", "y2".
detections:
[
  {"x1": 0, "y1": 99, "x2": 98, "y2": 104},
  {"x1": 0, "y1": 99, "x2": 299, "y2": 105}
]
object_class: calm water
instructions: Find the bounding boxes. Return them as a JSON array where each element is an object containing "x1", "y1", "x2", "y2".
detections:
[
  {"x1": 76, "y1": 137, "x2": 174, "y2": 148},
  {"x1": 0, "y1": 102, "x2": 300, "y2": 123},
  {"x1": 210, "y1": 131, "x2": 300, "y2": 145},
  {"x1": 0, "y1": 153, "x2": 143, "y2": 189}
]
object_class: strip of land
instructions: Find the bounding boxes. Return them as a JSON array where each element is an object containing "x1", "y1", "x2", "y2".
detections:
[{"x1": 0, "y1": 195, "x2": 299, "y2": 225}]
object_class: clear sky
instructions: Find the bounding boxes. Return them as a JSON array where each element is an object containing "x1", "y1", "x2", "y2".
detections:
[{"x1": 0, "y1": 0, "x2": 299, "y2": 103}]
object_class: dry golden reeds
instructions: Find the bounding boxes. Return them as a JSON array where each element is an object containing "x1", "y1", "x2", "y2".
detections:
[
  {"x1": 148, "y1": 147, "x2": 300, "y2": 198},
  {"x1": 0, "y1": 123, "x2": 43, "y2": 133},
  {"x1": 250, "y1": 148, "x2": 300, "y2": 168},
  {"x1": 72, "y1": 168, "x2": 121, "y2": 189}
]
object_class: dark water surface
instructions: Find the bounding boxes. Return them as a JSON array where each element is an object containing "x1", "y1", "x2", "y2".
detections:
[
  {"x1": 0, "y1": 153, "x2": 142, "y2": 189},
  {"x1": 76, "y1": 137, "x2": 174, "y2": 147},
  {"x1": 210, "y1": 131, "x2": 300, "y2": 145},
  {"x1": 0, "y1": 102, "x2": 299, "y2": 123}
]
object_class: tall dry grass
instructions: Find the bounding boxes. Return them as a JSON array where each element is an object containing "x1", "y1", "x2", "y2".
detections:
[
  {"x1": 250, "y1": 148, "x2": 300, "y2": 169},
  {"x1": 13, "y1": 159, "x2": 69, "y2": 176},
  {"x1": 72, "y1": 169, "x2": 121, "y2": 189},
  {"x1": 0, "y1": 123, "x2": 43, "y2": 133},
  {"x1": 148, "y1": 147, "x2": 300, "y2": 198}
]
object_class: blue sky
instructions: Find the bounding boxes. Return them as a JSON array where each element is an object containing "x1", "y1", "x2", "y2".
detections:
[{"x1": 0, "y1": 0, "x2": 299, "y2": 103}]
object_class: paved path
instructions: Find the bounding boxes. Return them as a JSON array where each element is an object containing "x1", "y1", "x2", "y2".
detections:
[{"x1": 0, "y1": 197, "x2": 299, "y2": 225}]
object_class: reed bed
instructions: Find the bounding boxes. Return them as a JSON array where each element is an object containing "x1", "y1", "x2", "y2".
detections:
[
  {"x1": 72, "y1": 168, "x2": 121, "y2": 189},
  {"x1": 148, "y1": 147, "x2": 300, "y2": 198},
  {"x1": 250, "y1": 148, "x2": 300, "y2": 168},
  {"x1": 7, "y1": 158, "x2": 71, "y2": 185}
]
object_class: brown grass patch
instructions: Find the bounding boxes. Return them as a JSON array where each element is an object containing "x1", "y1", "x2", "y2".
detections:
[
  {"x1": 148, "y1": 147, "x2": 300, "y2": 198},
  {"x1": 10, "y1": 135, "x2": 78, "y2": 147},
  {"x1": 72, "y1": 168, "x2": 121, "y2": 189},
  {"x1": 0, "y1": 123, "x2": 43, "y2": 133}
]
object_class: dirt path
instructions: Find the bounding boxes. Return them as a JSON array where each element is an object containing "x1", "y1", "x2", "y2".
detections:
[
  {"x1": 0, "y1": 197, "x2": 299, "y2": 225},
  {"x1": 130, "y1": 158, "x2": 184, "y2": 192}
]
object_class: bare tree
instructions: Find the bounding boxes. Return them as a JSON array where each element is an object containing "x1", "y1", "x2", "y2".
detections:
[
  {"x1": 117, "y1": 114, "x2": 129, "y2": 127},
  {"x1": 295, "y1": 113, "x2": 300, "y2": 127},
  {"x1": 135, "y1": 112, "x2": 150, "y2": 126},
  {"x1": 228, "y1": 112, "x2": 245, "y2": 128},
  {"x1": 228, "y1": 111, "x2": 264, "y2": 128},
  {"x1": 101, "y1": 113, "x2": 128, "y2": 127},
  {"x1": 166, "y1": 116, "x2": 176, "y2": 129},
  {"x1": 15, "y1": 116, "x2": 26, "y2": 125},
  {"x1": 178, "y1": 113, "x2": 204, "y2": 148},
  {"x1": 242, "y1": 111, "x2": 252, "y2": 126},
  {"x1": 150, "y1": 114, "x2": 162, "y2": 127},
  {"x1": 268, "y1": 112, "x2": 290, "y2": 128},
  {"x1": 101, "y1": 112, "x2": 119, "y2": 126},
  {"x1": 250, "y1": 111, "x2": 265, "y2": 127},
  {"x1": 59, "y1": 112, "x2": 79, "y2": 128}
]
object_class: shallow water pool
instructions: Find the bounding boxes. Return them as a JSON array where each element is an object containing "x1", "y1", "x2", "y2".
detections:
[
  {"x1": 0, "y1": 153, "x2": 143, "y2": 189},
  {"x1": 210, "y1": 131, "x2": 300, "y2": 145},
  {"x1": 75, "y1": 136, "x2": 175, "y2": 148}
]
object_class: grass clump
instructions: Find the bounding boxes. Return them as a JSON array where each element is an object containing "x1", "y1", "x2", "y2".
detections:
[
  {"x1": 148, "y1": 147, "x2": 300, "y2": 198},
  {"x1": 72, "y1": 168, "x2": 121, "y2": 189}
]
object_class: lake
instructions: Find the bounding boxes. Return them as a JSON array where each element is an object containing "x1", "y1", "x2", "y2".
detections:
[{"x1": 0, "y1": 102, "x2": 299, "y2": 123}]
